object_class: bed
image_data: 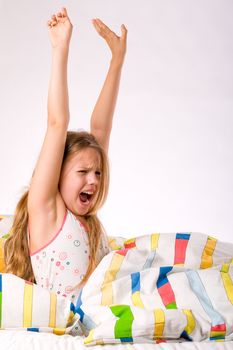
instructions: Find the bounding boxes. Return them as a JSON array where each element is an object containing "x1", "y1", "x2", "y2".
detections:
[
  {"x1": 0, "y1": 215, "x2": 233, "y2": 349},
  {"x1": 1, "y1": 331, "x2": 233, "y2": 350}
]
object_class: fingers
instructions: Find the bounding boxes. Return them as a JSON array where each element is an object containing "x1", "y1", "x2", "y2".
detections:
[
  {"x1": 92, "y1": 18, "x2": 112, "y2": 36},
  {"x1": 61, "y1": 7, "x2": 68, "y2": 17},
  {"x1": 47, "y1": 7, "x2": 69, "y2": 28},
  {"x1": 92, "y1": 18, "x2": 127, "y2": 41},
  {"x1": 47, "y1": 15, "x2": 57, "y2": 28},
  {"x1": 91, "y1": 19, "x2": 100, "y2": 32}
]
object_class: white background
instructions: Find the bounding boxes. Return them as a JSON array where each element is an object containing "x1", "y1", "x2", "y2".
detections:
[{"x1": 0, "y1": 0, "x2": 232, "y2": 241}]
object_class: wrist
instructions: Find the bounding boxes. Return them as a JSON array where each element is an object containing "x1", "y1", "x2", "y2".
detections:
[
  {"x1": 110, "y1": 56, "x2": 125, "y2": 68},
  {"x1": 52, "y1": 44, "x2": 70, "y2": 54}
]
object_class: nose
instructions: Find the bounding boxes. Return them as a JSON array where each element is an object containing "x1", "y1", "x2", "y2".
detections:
[{"x1": 87, "y1": 171, "x2": 99, "y2": 185}]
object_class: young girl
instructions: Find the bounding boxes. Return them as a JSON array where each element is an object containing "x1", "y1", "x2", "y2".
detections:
[{"x1": 4, "y1": 7, "x2": 127, "y2": 303}]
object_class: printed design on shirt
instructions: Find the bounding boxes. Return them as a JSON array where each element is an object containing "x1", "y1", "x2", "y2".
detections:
[{"x1": 30, "y1": 211, "x2": 108, "y2": 304}]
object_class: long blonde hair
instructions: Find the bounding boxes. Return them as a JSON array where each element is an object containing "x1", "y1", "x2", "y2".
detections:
[{"x1": 4, "y1": 131, "x2": 110, "y2": 286}]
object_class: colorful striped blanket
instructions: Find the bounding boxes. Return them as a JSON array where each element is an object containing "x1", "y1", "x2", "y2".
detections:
[
  {"x1": 77, "y1": 232, "x2": 233, "y2": 345},
  {"x1": 0, "y1": 232, "x2": 233, "y2": 346}
]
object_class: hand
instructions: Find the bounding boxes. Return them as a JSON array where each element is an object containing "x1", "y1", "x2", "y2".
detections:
[
  {"x1": 47, "y1": 7, "x2": 73, "y2": 49},
  {"x1": 92, "y1": 19, "x2": 127, "y2": 63}
]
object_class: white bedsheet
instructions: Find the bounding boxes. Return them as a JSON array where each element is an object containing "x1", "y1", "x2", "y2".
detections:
[{"x1": 0, "y1": 331, "x2": 233, "y2": 350}]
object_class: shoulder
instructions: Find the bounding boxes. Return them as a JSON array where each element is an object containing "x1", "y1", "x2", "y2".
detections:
[{"x1": 28, "y1": 196, "x2": 68, "y2": 255}]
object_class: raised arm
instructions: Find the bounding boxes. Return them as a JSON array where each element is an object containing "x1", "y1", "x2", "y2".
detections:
[
  {"x1": 90, "y1": 19, "x2": 127, "y2": 153},
  {"x1": 28, "y1": 8, "x2": 72, "y2": 218}
]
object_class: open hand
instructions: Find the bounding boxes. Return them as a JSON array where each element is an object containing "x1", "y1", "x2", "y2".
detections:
[
  {"x1": 47, "y1": 7, "x2": 73, "y2": 49},
  {"x1": 92, "y1": 19, "x2": 127, "y2": 63}
]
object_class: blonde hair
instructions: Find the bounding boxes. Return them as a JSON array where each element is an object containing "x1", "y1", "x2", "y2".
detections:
[{"x1": 4, "y1": 130, "x2": 110, "y2": 287}]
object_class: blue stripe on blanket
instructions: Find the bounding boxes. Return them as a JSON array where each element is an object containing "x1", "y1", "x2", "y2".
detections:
[
  {"x1": 27, "y1": 328, "x2": 39, "y2": 332},
  {"x1": 143, "y1": 251, "x2": 157, "y2": 269},
  {"x1": 121, "y1": 337, "x2": 134, "y2": 343},
  {"x1": 157, "y1": 266, "x2": 173, "y2": 288},
  {"x1": 176, "y1": 233, "x2": 191, "y2": 240},
  {"x1": 180, "y1": 330, "x2": 192, "y2": 341},
  {"x1": 185, "y1": 270, "x2": 225, "y2": 326},
  {"x1": 74, "y1": 289, "x2": 97, "y2": 330},
  {"x1": 131, "y1": 272, "x2": 140, "y2": 293},
  {"x1": 74, "y1": 289, "x2": 84, "y2": 322}
]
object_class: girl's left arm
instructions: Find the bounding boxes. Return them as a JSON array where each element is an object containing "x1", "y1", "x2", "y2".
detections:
[{"x1": 90, "y1": 19, "x2": 127, "y2": 153}]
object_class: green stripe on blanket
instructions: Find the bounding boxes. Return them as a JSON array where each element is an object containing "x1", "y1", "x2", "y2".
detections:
[{"x1": 110, "y1": 305, "x2": 134, "y2": 341}]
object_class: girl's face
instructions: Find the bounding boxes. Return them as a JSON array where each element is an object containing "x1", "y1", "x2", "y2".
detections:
[{"x1": 59, "y1": 147, "x2": 102, "y2": 216}]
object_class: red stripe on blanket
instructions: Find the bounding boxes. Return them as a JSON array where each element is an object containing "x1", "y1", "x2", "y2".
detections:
[
  {"x1": 116, "y1": 249, "x2": 129, "y2": 256},
  {"x1": 211, "y1": 324, "x2": 226, "y2": 332}
]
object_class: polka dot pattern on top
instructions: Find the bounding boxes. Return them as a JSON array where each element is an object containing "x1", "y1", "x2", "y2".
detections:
[{"x1": 30, "y1": 209, "x2": 110, "y2": 303}]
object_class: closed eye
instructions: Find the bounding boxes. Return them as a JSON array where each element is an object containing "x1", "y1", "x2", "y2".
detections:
[{"x1": 95, "y1": 171, "x2": 101, "y2": 176}]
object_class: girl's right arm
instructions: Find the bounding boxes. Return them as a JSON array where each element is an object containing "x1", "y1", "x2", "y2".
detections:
[{"x1": 28, "y1": 8, "x2": 72, "y2": 250}]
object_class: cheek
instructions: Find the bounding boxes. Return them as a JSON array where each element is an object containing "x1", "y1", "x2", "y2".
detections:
[{"x1": 61, "y1": 174, "x2": 84, "y2": 195}]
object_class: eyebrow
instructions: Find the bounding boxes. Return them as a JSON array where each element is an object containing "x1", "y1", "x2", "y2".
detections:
[{"x1": 77, "y1": 165, "x2": 101, "y2": 170}]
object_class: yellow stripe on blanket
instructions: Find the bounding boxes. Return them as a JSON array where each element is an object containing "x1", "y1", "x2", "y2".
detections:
[
  {"x1": 49, "y1": 292, "x2": 57, "y2": 328},
  {"x1": 132, "y1": 291, "x2": 144, "y2": 308},
  {"x1": 108, "y1": 238, "x2": 123, "y2": 250},
  {"x1": 101, "y1": 253, "x2": 125, "y2": 305},
  {"x1": 23, "y1": 282, "x2": 33, "y2": 328},
  {"x1": 53, "y1": 327, "x2": 66, "y2": 335},
  {"x1": 183, "y1": 309, "x2": 196, "y2": 335},
  {"x1": 221, "y1": 261, "x2": 233, "y2": 304},
  {"x1": 200, "y1": 236, "x2": 217, "y2": 269},
  {"x1": 84, "y1": 329, "x2": 94, "y2": 345},
  {"x1": 84, "y1": 329, "x2": 104, "y2": 345},
  {"x1": 154, "y1": 309, "x2": 165, "y2": 338},
  {"x1": 151, "y1": 234, "x2": 160, "y2": 251},
  {"x1": 124, "y1": 238, "x2": 136, "y2": 248}
]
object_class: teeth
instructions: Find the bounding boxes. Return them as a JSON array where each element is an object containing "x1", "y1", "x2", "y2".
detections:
[{"x1": 83, "y1": 191, "x2": 93, "y2": 195}]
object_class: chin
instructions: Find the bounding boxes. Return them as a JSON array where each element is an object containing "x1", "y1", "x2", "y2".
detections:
[
  {"x1": 76, "y1": 200, "x2": 96, "y2": 216},
  {"x1": 77, "y1": 205, "x2": 91, "y2": 216}
]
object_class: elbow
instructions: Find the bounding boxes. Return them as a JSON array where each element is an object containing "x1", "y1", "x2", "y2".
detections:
[{"x1": 47, "y1": 114, "x2": 70, "y2": 129}]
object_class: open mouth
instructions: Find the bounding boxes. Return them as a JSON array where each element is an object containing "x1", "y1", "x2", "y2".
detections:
[{"x1": 79, "y1": 191, "x2": 94, "y2": 204}]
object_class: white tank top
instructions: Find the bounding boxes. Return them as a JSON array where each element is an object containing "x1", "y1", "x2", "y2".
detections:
[{"x1": 29, "y1": 209, "x2": 110, "y2": 303}]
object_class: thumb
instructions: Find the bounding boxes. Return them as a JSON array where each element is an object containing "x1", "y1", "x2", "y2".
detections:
[{"x1": 120, "y1": 24, "x2": 128, "y2": 40}]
